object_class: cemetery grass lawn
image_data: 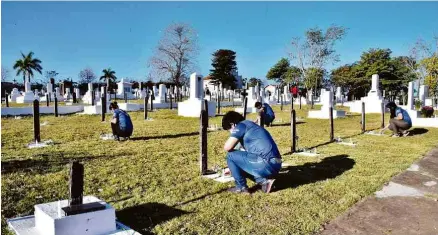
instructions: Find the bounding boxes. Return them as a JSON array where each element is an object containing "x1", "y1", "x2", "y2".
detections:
[{"x1": 2, "y1": 105, "x2": 438, "y2": 235}]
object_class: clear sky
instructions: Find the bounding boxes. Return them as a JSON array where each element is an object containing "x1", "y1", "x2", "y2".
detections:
[{"x1": 1, "y1": 1, "x2": 438, "y2": 84}]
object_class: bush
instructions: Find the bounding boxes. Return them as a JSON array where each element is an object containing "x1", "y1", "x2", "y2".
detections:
[
  {"x1": 421, "y1": 106, "x2": 434, "y2": 118},
  {"x1": 414, "y1": 100, "x2": 422, "y2": 110}
]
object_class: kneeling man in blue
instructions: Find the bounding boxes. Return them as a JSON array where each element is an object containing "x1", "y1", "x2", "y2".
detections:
[
  {"x1": 109, "y1": 102, "x2": 133, "y2": 141},
  {"x1": 222, "y1": 111, "x2": 282, "y2": 194},
  {"x1": 254, "y1": 102, "x2": 275, "y2": 127}
]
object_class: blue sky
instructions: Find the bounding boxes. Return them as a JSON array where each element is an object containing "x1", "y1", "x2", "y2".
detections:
[{"x1": 2, "y1": 1, "x2": 438, "y2": 84}]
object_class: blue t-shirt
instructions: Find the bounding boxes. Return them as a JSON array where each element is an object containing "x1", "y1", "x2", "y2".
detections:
[
  {"x1": 113, "y1": 109, "x2": 133, "y2": 132},
  {"x1": 230, "y1": 120, "x2": 280, "y2": 160},
  {"x1": 262, "y1": 103, "x2": 275, "y2": 122},
  {"x1": 395, "y1": 107, "x2": 412, "y2": 125}
]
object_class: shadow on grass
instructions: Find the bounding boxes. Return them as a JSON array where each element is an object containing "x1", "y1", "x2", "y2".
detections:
[
  {"x1": 1, "y1": 154, "x2": 126, "y2": 174},
  {"x1": 274, "y1": 154, "x2": 355, "y2": 191},
  {"x1": 408, "y1": 128, "x2": 428, "y2": 136},
  {"x1": 116, "y1": 202, "x2": 190, "y2": 235},
  {"x1": 130, "y1": 131, "x2": 199, "y2": 141}
]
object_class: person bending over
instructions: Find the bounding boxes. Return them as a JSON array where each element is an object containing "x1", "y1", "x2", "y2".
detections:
[
  {"x1": 222, "y1": 111, "x2": 282, "y2": 194},
  {"x1": 109, "y1": 102, "x2": 133, "y2": 141},
  {"x1": 380, "y1": 102, "x2": 412, "y2": 137},
  {"x1": 254, "y1": 102, "x2": 275, "y2": 127}
]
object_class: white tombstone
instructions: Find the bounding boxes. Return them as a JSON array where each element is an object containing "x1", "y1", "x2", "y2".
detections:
[
  {"x1": 9, "y1": 88, "x2": 20, "y2": 102},
  {"x1": 178, "y1": 72, "x2": 216, "y2": 117},
  {"x1": 407, "y1": 81, "x2": 414, "y2": 110},
  {"x1": 82, "y1": 83, "x2": 94, "y2": 104},
  {"x1": 54, "y1": 87, "x2": 65, "y2": 101},
  {"x1": 255, "y1": 84, "x2": 260, "y2": 100},
  {"x1": 139, "y1": 88, "x2": 147, "y2": 99},
  {"x1": 64, "y1": 88, "x2": 72, "y2": 100},
  {"x1": 74, "y1": 88, "x2": 81, "y2": 98},
  {"x1": 419, "y1": 85, "x2": 428, "y2": 106},
  {"x1": 368, "y1": 74, "x2": 382, "y2": 98},
  {"x1": 308, "y1": 90, "x2": 345, "y2": 119},
  {"x1": 259, "y1": 88, "x2": 266, "y2": 102},
  {"x1": 335, "y1": 87, "x2": 342, "y2": 103},
  {"x1": 349, "y1": 74, "x2": 386, "y2": 114},
  {"x1": 16, "y1": 81, "x2": 40, "y2": 103},
  {"x1": 283, "y1": 86, "x2": 291, "y2": 102}
]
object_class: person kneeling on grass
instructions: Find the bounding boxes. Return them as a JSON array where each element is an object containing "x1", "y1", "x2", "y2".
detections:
[
  {"x1": 254, "y1": 102, "x2": 276, "y2": 127},
  {"x1": 109, "y1": 102, "x2": 133, "y2": 141},
  {"x1": 222, "y1": 111, "x2": 282, "y2": 194},
  {"x1": 380, "y1": 102, "x2": 412, "y2": 137}
]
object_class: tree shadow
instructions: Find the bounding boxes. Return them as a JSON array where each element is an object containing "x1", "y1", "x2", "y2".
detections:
[
  {"x1": 408, "y1": 128, "x2": 428, "y2": 136},
  {"x1": 274, "y1": 154, "x2": 355, "y2": 191},
  {"x1": 1, "y1": 154, "x2": 128, "y2": 174},
  {"x1": 116, "y1": 202, "x2": 190, "y2": 235},
  {"x1": 130, "y1": 132, "x2": 199, "y2": 141}
]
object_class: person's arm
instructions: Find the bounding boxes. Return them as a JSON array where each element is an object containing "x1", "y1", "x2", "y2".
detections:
[
  {"x1": 111, "y1": 111, "x2": 118, "y2": 124},
  {"x1": 396, "y1": 113, "x2": 403, "y2": 120},
  {"x1": 254, "y1": 108, "x2": 264, "y2": 123},
  {"x1": 380, "y1": 123, "x2": 390, "y2": 134},
  {"x1": 224, "y1": 137, "x2": 240, "y2": 152}
]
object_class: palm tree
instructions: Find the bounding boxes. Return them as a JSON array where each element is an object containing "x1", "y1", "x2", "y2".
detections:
[
  {"x1": 13, "y1": 52, "x2": 43, "y2": 84},
  {"x1": 100, "y1": 68, "x2": 117, "y2": 89}
]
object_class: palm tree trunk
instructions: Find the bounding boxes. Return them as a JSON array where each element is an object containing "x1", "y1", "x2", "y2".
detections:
[{"x1": 107, "y1": 78, "x2": 110, "y2": 92}]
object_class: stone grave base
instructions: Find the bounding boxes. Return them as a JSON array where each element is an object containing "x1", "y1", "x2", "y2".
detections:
[
  {"x1": 202, "y1": 168, "x2": 234, "y2": 183},
  {"x1": 293, "y1": 149, "x2": 320, "y2": 157},
  {"x1": 27, "y1": 140, "x2": 54, "y2": 149},
  {"x1": 308, "y1": 109, "x2": 345, "y2": 119},
  {"x1": 349, "y1": 99, "x2": 385, "y2": 114},
  {"x1": 7, "y1": 195, "x2": 140, "y2": 235},
  {"x1": 16, "y1": 92, "x2": 40, "y2": 103},
  {"x1": 178, "y1": 99, "x2": 216, "y2": 117},
  {"x1": 364, "y1": 131, "x2": 385, "y2": 136},
  {"x1": 234, "y1": 107, "x2": 258, "y2": 114},
  {"x1": 83, "y1": 105, "x2": 110, "y2": 115}
]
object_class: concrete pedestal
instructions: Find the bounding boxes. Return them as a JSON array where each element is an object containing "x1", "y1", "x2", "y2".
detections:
[
  {"x1": 16, "y1": 92, "x2": 40, "y2": 103},
  {"x1": 178, "y1": 99, "x2": 216, "y2": 117},
  {"x1": 7, "y1": 195, "x2": 140, "y2": 235}
]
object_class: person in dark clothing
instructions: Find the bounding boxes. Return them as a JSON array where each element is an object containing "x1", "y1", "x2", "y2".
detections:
[
  {"x1": 109, "y1": 102, "x2": 134, "y2": 141},
  {"x1": 380, "y1": 102, "x2": 412, "y2": 137},
  {"x1": 222, "y1": 111, "x2": 281, "y2": 194}
]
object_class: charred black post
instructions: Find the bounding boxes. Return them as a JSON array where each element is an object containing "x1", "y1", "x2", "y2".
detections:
[{"x1": 33, "y1": 99, "x2": 41, "y2": 143}]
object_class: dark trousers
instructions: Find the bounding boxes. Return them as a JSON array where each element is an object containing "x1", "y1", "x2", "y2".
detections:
[
  {"x1": 389, "y1": 119, "x2": 411, "y2": 134},
  {"x1": 111, "y1": 123, "x2": 132, "y2": 138}
]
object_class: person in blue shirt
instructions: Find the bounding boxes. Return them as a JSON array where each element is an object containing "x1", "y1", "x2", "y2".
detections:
[
  {"x1": 222, "y1": 111, "x2": 282, "y2": 194},
  {"x1": 254, "y1": 102, "x2": 276, "y2": 127},
  {"x1": 380, "y1": 102, "x2": 412, "y2": 137},
  {"x1": 109, "y1": 102, "x2": 133, "y2": 141}
]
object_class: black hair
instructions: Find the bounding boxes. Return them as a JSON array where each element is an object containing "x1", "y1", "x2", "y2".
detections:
[
  {"x1": 109, "y1": 102, "x2": 119, "y2": 110},
  {"x1": 254, "y1": 102, "x2": 262, "y2": 108},
  {"x1": 222, "y1": 111, "x2": 245, "y2": 130},
  {"x1": 385, "y1": 102, "x2": 397, "y2": 118}
]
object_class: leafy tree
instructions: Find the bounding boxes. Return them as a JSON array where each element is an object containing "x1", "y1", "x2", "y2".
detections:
[
  {"x1": 421, "y1": 56, "x2": 438, "y2": 96},
  {"x1": 148, "y1": 23, "x2": 199, "y2": 86},
  {"x1": 100, "y1": 68, "x2": 117, "y2": 89},
  {"x1": 266, "y1": 58, "x2": 290, "y2": 84},
  {"x1": 304, "y1": 68, "x2": 325, "y2": 91},
  {"x1": 13, "y1": 51, "x2": 43, "y2": 84},
  {"x1": 209, "y1": 49, "x2": 238, "y2": 89},
  {"x1": 248, "y1": 77, "x2": 263, "y2": 87},
  {"x1": 289, "y1": 25, "x2": 347, "y2": 90},
  {"x1": 284, "y1": 66, "x2": 302, "y2": 84},
  {"x1": 78, "y1": 68, "x2": 96, "y2": 84}
]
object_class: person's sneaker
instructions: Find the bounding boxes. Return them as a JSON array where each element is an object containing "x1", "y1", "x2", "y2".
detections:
[
  {"x1": 113, "y1": 135, "x2": 120, "y2": 141},
  {"x1": 261, "y1": 179, "x2": 275, "y2": 193},
  {"x1": 227, "y1": 187, "x2": 249, "y2": 194},
  {"x1": 402, "y1": 131, "x2": 410, "y2": 137},
  {"x1": 391, "y1": 133, "x2": 400, "y2": 138}
]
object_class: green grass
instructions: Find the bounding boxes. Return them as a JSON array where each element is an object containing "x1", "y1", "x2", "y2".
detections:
[{"x1": 2, "y1": 105, "x2": 438, "y2": 235}]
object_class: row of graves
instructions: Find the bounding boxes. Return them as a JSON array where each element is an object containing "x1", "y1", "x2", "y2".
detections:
[{"x1": 7, "y1": 72, "x2": 437, "y2": 234}]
